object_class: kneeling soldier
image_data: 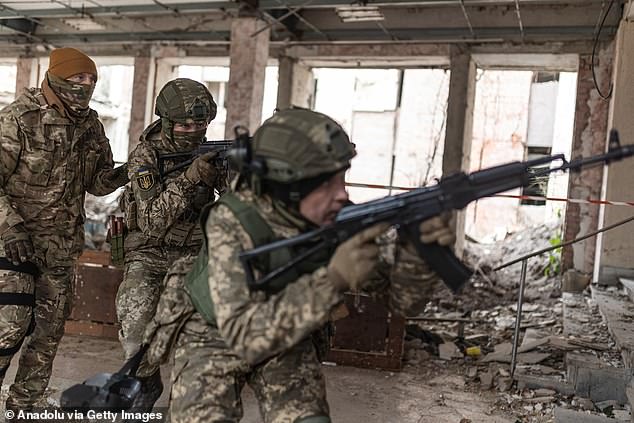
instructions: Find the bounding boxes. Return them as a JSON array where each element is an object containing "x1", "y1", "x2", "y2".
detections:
[{"x1": 144, "y1": 108, "x2": 453, "y2": 423}]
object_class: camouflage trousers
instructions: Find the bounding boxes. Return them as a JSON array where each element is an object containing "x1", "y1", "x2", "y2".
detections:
[
  {"x1": 116, "y1": 253, "x2": 171, "y2": 374},
  {"x1": 0, "y1": 265, "x2": 74, "y2": 410},
  {"x1": 170, "y1": 312, "x2": 330, "y2": 423}
]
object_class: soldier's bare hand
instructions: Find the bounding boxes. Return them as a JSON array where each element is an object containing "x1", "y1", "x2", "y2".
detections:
[
  {"x1": 2, "y1": 224, "x2": 35, "y2": 265},
  {"x1": 419, "y1": 214, "x2": 455, "y2": 246},
  {"x1": 185, "y1": 151, "x2": 218, "y2": 187}
]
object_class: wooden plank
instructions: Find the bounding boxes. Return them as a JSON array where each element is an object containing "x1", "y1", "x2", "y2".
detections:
[{"x1": 77, "y1": 250, "x2": 112, "y2": 266}]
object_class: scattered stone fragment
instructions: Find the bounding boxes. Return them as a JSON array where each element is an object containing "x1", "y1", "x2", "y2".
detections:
[
  {"x1": 612, "y1": 409, "x2": 629, "y2": 420},
  {"x1": 467, "y1": 367, "x2": 478, "y2": 378},
  {"x1": 524, "y1": 396, "x2": 555, "y2": 403},
  {"x1": 438, "y1": 342, "x2": 462, "y2": 360},
  {"x1": 574, "y1": 397, "x2": 595, "y2": 411},
  {"x1": 497, "y1": 378, "x2": 512, "y2": 392},
  {"x1": 480, "y1": 371, "x2": 494, "y2": 389},
  {"x1": 534, "y1": 388, "x2": 556, "y2": 396}
]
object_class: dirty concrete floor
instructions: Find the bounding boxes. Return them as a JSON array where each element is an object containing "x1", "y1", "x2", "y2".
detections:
[{"x1": 0, "y1": 334, "x2": 514, "y2": 423}]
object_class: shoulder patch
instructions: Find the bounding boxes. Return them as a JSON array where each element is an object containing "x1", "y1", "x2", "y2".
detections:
[{"x1": 135, "y1": 169, "x2": 155, "y2": 191}]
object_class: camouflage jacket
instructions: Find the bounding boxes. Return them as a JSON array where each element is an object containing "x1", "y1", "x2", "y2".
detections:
[
  {"x1": 0, "y1": 88, "x2": 120, "y2": 266},
  {"x1": 123, "y1": 120, "x2": 222, "y2": 256},
  {"x1": 205, "y1": 188, "x2": 444, "y2": 366}
]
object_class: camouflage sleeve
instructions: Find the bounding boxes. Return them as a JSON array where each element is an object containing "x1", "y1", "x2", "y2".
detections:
[
  {"x1": 384, "y1": 245, "x2": 444, "y2": 316},
  {"x1": 128, "y1": 143, "x2": 197, "y2": 238},
  {"x1": 206, "y1": 204, "x2": 344, "y2": 366},
  {"x1": 87, "y1": 121, "x2": 128, "y2": 195},
  {"x1": 0, "y1": 111, "x2": 25, "y2": 234},
  {"x1": 362, "y1": 233, "x2": 443, "y2": 318}
]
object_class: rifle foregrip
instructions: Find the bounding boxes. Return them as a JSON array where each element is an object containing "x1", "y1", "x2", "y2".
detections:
[{"x1": 400, "y1": 228, "x2": 473, "y2": 293}]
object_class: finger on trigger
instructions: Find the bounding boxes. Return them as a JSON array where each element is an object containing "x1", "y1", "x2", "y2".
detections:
[
  {"x1": 437, "y1": 231, "x2": 456, "y2": 246},
  {"x1": 358, "y1": 223, "x2": 391, "y2": 244}
]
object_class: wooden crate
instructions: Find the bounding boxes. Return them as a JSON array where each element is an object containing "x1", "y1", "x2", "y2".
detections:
[
  {"x1": 65, "y1": 250, "x2": 122, "y2": 340},
  {"x1": 326, "y1": 293, "x2": 405, "y2": 371}
]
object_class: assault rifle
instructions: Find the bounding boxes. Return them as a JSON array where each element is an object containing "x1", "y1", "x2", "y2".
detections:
[
  {"x1": 158, "y1": 139, "x2": 234, "y2": 176},
  {"x1": 239, "y1": 129, "x2": 634, "y2": 294}
]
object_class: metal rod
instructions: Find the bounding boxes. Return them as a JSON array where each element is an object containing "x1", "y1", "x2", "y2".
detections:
[
  {"x1": 458, "y1": 0, "x2": 476, "y2": 38},
  {"x1": 510, "y1": 259, "x2": 528, "y2": 378},
  {"x1": 495, "y1": 214, "x2": 634, "y2": 271},
  {"x1": 513, "y1": 0, "x2": 525, "y2": 39}
]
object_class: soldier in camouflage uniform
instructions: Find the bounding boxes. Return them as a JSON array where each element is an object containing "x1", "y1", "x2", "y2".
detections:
[
  {"x1": 116, "y1": 78, "x2": 225, "y2": 411},
  {"x1": 142, "y1": 108, "x2": 455, "y2": 423},
  {"x1": 0, "y1": 47, "x2": 128, "y2": 412}
]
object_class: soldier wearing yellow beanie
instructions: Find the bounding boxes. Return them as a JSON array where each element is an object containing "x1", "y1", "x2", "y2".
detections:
[
  {"x1": 48, "y1": 47, "x2": 98, "y2": 80},
  {"x1": 0, "y1": 45, "x2": 128, "y2": 413},
  {"x1": 42, "y1": 47, "x2": 99, "y2": 120}
]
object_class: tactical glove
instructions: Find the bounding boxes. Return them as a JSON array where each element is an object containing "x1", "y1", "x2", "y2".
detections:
[
  {"x1": 2, "y1": 224, "x2": 35, "y2": 265},
  {"x1": 184, "y1": 151, "x2": 218, "y2": 187},
  {"x1": 327, "y1": 223, "x2": 390, "y2": 292},
  {"x1": 419, "y1": 214, "x2": 455, "y2": 246}
]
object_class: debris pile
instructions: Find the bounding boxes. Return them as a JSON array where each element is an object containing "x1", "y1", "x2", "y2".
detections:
[
  {"x1": 84, "y1": 189, "x2": 124, "y2": 250},
  {"x1": 400, "y1": 219, "x2": 631, "y2": 421}
]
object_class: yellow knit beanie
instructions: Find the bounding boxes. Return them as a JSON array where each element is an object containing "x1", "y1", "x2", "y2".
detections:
[{"x1": 48, "y1": 47, "x2": 98, "y2": 80}]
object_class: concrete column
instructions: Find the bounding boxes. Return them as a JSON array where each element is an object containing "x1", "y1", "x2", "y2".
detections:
[
  {"x1": 15, "y1": 57, "x2": 37, "y2": 97},
  {"x1": 276, "y1": 56, "x2": 314, "y2": 110},
  {"x1": 561, "y1": 44, "x2": 613, "y2": 277},
  {"x1": 128, "y1": 55, "x2": 152, "y2": 153},
  {"x1": 225, "y1": 18, "x2": 270, "y2": 138},
  {"x1": 597, "y1": 20, "x2": 634, "y2": 283},
  {"x1": 443, "y1": 45, "x2": 477, "y2": 257}
]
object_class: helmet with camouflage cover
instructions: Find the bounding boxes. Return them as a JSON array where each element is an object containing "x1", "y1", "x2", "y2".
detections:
[
  {"x1": 252, "y1": 108, "x2": 356, "y2": 183},
  {"x1": 155, "y1": 78, "x2": 217, "y2": 150},
  {"x1": 244, "y1": 108, "x2": 356, "y2": 204}
]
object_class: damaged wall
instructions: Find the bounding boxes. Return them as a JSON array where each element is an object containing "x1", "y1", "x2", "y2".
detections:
[{"x1": 562, "y1": 42, "x2": 613, "y2": 276}]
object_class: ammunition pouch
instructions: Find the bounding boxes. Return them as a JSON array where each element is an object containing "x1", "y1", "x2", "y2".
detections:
[
  {"x1": 121, "y1": 187, "x2": 138, "y2": 232},
  {"x1": 163, "y1": 222, "x2": 203, "y2": 248},
  {"x1": 108, "y1": 216, "x2": 126, "y2": 267}
]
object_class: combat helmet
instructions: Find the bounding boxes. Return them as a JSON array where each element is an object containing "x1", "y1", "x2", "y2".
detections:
[
  {"x1": 155, "y1": 78, "x2": 217, "y2": 149},
  {"x1": 242, "y1": 108, "x2": 356, "y2": 203}
]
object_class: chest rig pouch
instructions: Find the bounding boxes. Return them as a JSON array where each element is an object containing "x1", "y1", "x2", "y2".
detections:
[{"x1": 186, "y1": 192, "x2": 334, "y2": 326}]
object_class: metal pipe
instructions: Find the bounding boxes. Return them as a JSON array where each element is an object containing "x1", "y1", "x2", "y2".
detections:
[
  {"x1": 513, "y1": 0, "x2": 525, "y2": 39},
  {"x1": 458, "y1": 0, "x2": 476, "y2": 38},
  {"x1": 510, "y1": 259, "x2": 528, "y2": 378}
]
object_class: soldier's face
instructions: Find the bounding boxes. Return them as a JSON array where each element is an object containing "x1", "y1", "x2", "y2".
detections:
[
  {"x1": 66, "y1": 72, "x2": 97, "y2": 87},
  {"x1": 173, "y1": 119, "x2": 209, "y2": 133},
  {"x1": 299, "y1": 171, "x2": 348, "y2": 226}
]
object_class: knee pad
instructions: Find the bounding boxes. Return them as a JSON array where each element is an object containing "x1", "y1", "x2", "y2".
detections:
[{"x1": 294, "y1": 416, "x2": 331, "y2": 423}]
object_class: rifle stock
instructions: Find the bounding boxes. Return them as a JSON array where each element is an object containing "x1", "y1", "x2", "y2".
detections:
[{"x1": 239, "y1": 129, "x2": 634, "y2": 294}]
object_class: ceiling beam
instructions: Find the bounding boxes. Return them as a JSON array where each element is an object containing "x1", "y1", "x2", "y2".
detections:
[{"x1": 0, "y1": 0, "x2": 617, "y2": 19}]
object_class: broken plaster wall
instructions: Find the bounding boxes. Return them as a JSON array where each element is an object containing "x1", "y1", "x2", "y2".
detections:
[
  {"x1": 597, "y1": 20, "x2": 634, "y2": 280},
  {"x1": 562, "y1": 43, "x2": 613, "y2": 275},
  {"x1": 465, "y1": 70, "x2": 575, "y2": 243},
  {"x1": 465, "y1": 71, "x2": 532, "y2": 242}
]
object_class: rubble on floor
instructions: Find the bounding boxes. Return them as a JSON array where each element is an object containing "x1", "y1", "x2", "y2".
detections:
[{"x1": 399, "y1": 219, "x2": 633, "y2": 422}]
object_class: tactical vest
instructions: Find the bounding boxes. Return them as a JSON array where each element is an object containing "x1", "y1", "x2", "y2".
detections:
[
  {"x1": 186, "y1": 192, "x2": 334, "y2": 326},
  {"x1": 120, "y1": 126, "x2": 215, "y2": 254}
]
